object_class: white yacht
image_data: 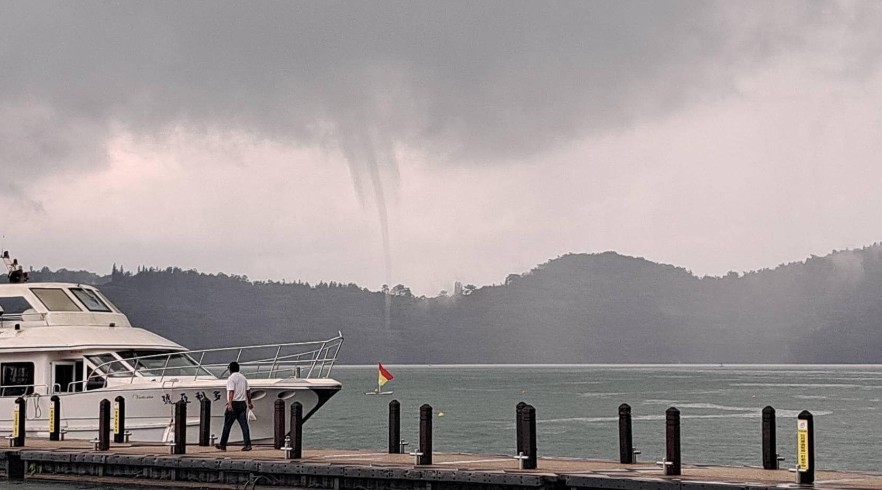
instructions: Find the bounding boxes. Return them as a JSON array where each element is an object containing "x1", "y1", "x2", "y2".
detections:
[{"x1": 0, "y1": 252, "x2": 343, "y2": 442}]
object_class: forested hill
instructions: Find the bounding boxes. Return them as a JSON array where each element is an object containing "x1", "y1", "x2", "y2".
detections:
[{"x1": 15, "y1": 244, "x2": 882, "y2": 363}]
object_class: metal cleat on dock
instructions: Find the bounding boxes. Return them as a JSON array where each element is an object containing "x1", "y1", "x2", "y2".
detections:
[
  {"x1": 775, "y1": 453, "x2": 785, "y2": 470},
  {"x1": 513, "y1": 451, "x2": 528, "y2": 470},
  {"x1": 280, "y1": 435, "x2": 294, "y2": 459},
  {"x1": 410, "y1": 451, "x2": 424, "y2": 465},
  {"x1": 789, "y1": 465, "x2": 809, "y2": 484}
]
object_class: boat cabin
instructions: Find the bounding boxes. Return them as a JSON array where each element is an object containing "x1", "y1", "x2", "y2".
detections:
[{"x1": 0, "y1": 282, "x2": 190, "y2": 398}]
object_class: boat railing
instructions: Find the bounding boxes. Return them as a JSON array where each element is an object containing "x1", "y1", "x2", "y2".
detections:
[
  {"x1": 85, "y1": 332, "x2": 344, "y2": 387},
  {"x1": 0, "y1": 384, "x2": 52, "y2": 397}
]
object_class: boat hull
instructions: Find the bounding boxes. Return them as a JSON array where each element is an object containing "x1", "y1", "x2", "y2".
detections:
[{"x1": 0, "y1": 381, "x2": 340, "y2": 443}]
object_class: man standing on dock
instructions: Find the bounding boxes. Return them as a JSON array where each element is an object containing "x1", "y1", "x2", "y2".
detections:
[{"x1": 216, "y1": 361, "x2": 253, "y2": 451}]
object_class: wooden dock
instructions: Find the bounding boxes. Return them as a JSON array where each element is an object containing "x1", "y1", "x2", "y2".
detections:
[{"x1": 2, "y1": 439, "x2": 882, "y2": 490}]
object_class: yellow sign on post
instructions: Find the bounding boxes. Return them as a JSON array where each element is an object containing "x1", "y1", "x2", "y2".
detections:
[
  {"x1": 113, "y1": 401, "x2": 120, "y2": 434},
  {"x1": 797, "y1": 419, "x2": 809, "y2": 470},
  {"x1": 49, "y1": 405, "x2": 55, "y2": 433},
  {"x1": 12, "y1": 405, "x2": 19, "y2": 439}
]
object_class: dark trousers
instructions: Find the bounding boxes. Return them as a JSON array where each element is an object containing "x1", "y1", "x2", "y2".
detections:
[{"x1": 219, "y1": 400, "x2": 251, "y2": 447}]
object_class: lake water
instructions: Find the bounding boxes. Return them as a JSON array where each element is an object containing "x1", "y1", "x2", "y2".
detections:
[
  {"x1": 308, "y1": 364, "x2": 881, "y2": 473},
  {"x1": 2, "y1": 364, "x2": 880, "y2": 489}
]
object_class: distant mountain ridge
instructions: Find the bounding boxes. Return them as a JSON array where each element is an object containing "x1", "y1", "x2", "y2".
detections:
[{"x1": 10, "y1": 244, "x2": 882, "y2": 363}]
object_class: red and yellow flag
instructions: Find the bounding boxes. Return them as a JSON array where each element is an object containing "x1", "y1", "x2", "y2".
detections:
[{"x1": 378, "y1": 363, "x2": 394, "y2": 386}]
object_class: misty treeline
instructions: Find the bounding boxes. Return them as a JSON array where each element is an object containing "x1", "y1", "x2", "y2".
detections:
[{"x1": 15, "y1": 244, "x2": 882, "y2": 363}]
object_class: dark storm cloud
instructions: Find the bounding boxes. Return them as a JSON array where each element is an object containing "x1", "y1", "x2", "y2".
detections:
[{"x1": 1, "y1": 1, "x2": 879, "y2": 179}]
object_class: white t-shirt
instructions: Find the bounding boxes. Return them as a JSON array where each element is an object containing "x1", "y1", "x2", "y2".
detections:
[{"x1": 226, "y1": 372, "x2": 250, "y2": 402}]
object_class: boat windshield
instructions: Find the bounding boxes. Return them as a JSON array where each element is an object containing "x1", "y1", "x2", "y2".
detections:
[
  {"x1": 86, "y1": 354, "x2": 132, "y2": 377},
  {"x1": 116, "y1": 350, "x2": 215, "y2": 378},
  {"x1": 70, "y1": 288, "x2": 112, "y2": 312}
]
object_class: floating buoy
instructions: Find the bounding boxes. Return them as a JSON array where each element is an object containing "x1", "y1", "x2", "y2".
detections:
[{"x1": 438, "y1": 411, "x2": 445, "y2": 417}]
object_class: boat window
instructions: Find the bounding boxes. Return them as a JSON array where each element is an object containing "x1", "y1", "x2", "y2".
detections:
[
  {"x1": 31, "y1": 288, "x2": 81, "y2": 312},
  {"x1": 92, "y1": 290, "x2": 120, "y2": 313},
  {"x1": 0, "y1": 296, "x2": 33, "y2": 315},
  {"x1": 70, "y1": 288, "x2": 112, "y2": 312},
  {"x1": 86, "y1": 354, "x2": 133, "y2": 377},
  {"x1": 85, "y1": 367, "x2": 106, "y2": 390},
  {"x1": 1, "y1": 362, "x2": 34, "y2": 397}
]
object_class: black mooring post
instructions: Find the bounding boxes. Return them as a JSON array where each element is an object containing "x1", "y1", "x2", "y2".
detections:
[
  {"x1": 796, "y1": 411, "x2": 814, "y2": 485},
  {"x1": 6, "y1": 452, "x2": 24, "y2": 479},
  {"x1": 289, "y1": 401, "x2": 303, "y2": 459},
  {"x1": 619, "y1": 403, "x2": 634, "y2": 464},
  {"x1": 113, "y1": 396, "x2": 126, "y2": 443},
  {"x1": 274, "y1": 398, "x2": 286, "y2": 450},
  {"x1": 524, "y1": 405, "x2": 538, "y2": 470},
  {"x1": 418, "y1": 404, "x2": 433, "y2": 465},
  {"x1": 49, "y1": 395, "x2": 61, "y2": 441},
  {"x1": 517, "y1": 403, "x2": 527, "y2": 458},
  {"x1": 762, "y1": 406, "x2": 777, "y2": 469},
  {"x1": 98, "y1": 399, "x2": 111, "y2": 451},
  {"x1": 389, "y1": 399, "x2": 401, "y2": 454},
  {"x1": 665, "y1": 407, "x2": 681, "y2": 476},
  {"x1": 174, "y1": 400, "x2": 187, "y2": 454},
  {"x1": 516, "y1": 401, "x2": 526, "y2": 457},
  {"x1": 198, "y1": 397, "x2": 211, "y2": 446},
  {"x1": 13, "y1": 397, "x2": 26, "y2": 447},
  {"x1": 522, "y1": 404, "x2": 537, "y2": 469}
]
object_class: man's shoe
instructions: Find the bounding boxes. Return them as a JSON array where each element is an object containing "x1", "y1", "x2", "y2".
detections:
[
  {"x1": 215, "y1": 445, "x2": 226, "y2": 451},
  {"x1": 241, "y1": 445, "x2": 252, "y2": 451}
]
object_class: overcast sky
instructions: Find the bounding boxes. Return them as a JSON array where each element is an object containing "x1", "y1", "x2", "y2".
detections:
[{"x1": 2, "y1": 1, "x2": 881, "y2": 295}]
